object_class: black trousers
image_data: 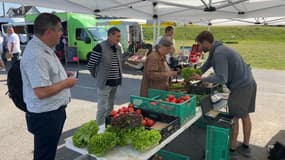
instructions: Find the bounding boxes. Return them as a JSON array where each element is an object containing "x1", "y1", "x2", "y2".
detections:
[{"x1": 26, "y1": 106, "x2": 66, "y2": 160}]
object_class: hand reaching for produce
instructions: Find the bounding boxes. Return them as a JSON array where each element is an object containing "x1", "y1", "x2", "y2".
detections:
[
  {"x1": 181, "y1": 67, "x2": 202, "y2": 81},
  {"x1": 191, "y1": 73, "x2": 203, "y2": 80}
]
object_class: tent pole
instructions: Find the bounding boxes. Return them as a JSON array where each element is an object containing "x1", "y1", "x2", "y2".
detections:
[
  {"x1": 153, "y1": 19, "x2": 157, "y2": 45},
  {"x1": 183, "y1": 23, "x2": 186, "y2": 54},
  {"x1": 157, "y1": 19, "x2": 160, "y2": 40},
  {"x1": 2, "y1": 1, "x2": 5, "y2": 17},
  {"x1": 208, "y1": 21, "x2": 212, "y2": 31}
]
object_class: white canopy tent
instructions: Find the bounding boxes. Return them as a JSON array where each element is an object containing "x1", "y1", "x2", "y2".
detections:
[
  {"x1": 3, "y1": 0, "x2": 285, "y2": 41},
  {"x1": 3, "y1": 0, "x2": 285, "y2": 22}
]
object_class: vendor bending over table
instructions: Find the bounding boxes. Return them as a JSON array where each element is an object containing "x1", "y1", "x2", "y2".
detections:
[
  {"x1": 191, "y1": 31, "x2": 257, "y2": 160},
  {"x1": 140, "y1": 38, "x2": 177, "y2": 97}
]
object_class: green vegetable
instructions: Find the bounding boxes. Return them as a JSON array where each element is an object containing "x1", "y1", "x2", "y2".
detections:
[
  {"x1": 87, "y1": 132, "x2": 118, "y2": 157},
  {"x1": 181, "y1": 67, "x2": 202, "y2": 81},
  {"x1": 169, "y1": 83, "x2": 184, "y2": 89},
  {"x1": 106, "y1": 126, "x2": 145, "y2": 146},
  {"x1": 72, "y1": 120, "x2": 99, "y2": 148},
  {"x1": 133, "y1": 129, "x2": 161, "y2": 152}
]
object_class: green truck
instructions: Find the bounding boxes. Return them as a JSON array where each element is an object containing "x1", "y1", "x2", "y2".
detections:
[{"x1": 25, "y1": 12, "x2": 107, "y2": 61}]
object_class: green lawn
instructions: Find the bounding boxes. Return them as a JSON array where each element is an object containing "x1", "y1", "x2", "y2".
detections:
[{"x1": 143, "y1": 25, "x2": 285, "y2": 70}]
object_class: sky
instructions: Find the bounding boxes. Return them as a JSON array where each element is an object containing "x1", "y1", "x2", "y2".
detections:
[{"x1": 0, "y1": 2, "x2": 62, "y2": 16}]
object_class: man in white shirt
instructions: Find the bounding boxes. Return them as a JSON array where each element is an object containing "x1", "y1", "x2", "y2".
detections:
[
  {"x1": 155, "y1": 26, "x2": 176, "y2": 64},
  {"x1": 21, "y1": 13, "x2": 78, "y2": 160},
  {"x1": 7, "y1": 26, "x2": 21, "y2": 63}
]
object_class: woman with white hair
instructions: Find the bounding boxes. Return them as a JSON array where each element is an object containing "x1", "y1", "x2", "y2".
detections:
[{"x1": 140, "y1": 38, "x2": 177, "y2": 97}]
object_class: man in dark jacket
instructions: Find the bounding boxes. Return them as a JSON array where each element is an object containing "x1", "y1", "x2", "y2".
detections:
[{"x1": 192, "y1": 31, "x2": 257, "y2": 160}]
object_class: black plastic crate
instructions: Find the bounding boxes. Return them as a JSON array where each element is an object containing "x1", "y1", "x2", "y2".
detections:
[
  {"x1": 187, "y1": 82, "x2": 223, "y2": 95},
  {"x1": 200, "y1": 95, "x2": 233, "y2": 129},
  {"x1": 105, "y1": 108, "x2": 180, "y2": 141}
]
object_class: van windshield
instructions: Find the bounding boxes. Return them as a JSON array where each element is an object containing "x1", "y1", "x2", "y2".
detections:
[{"x1": 88, "y1": 27, "x2": 107, "y2": 41}]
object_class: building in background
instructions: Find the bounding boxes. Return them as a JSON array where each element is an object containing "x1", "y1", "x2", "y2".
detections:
[{"x1": 7, "y1": 6, "x2": 40, "y2": 17}]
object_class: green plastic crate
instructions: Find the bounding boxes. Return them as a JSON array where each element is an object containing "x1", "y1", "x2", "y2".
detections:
[
  {"x1": 195, "y1": 117, "x2": 207, "y2": 129},
  {"x1": 130, "y1": 89, "x2": 197, "y2": 125},
  {"x1": 154, "y1": 149, "x2": 190, "y2": 160},
  {"x1": 206, "y1": 125, "x2": 230, "y2": 160}
]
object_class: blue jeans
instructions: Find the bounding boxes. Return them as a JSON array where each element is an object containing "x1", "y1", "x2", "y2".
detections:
[{"x1": 96, "y1": 85, "x2": 118, "y2": 125}]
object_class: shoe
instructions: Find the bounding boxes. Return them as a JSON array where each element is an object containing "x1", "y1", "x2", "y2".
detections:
[
  {"x1": 237, "y1": 144, "x2": 252, "y2": 157},
  {"x1": 230, "y1": 151, "x2": 239, "y2": 160}
]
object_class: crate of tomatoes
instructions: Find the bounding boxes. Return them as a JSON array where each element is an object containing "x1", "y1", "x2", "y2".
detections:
[
  {"x1": 130, "y1": 89, "x2": 197, "y2": 125},
  {"x1": 106, "y1": 104, "x2": 180, "y2": 141}
]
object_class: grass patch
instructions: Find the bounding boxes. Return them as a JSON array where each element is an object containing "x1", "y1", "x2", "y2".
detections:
[{"x1": 143, "y1": 25, "x2": 285, "y2": 70}]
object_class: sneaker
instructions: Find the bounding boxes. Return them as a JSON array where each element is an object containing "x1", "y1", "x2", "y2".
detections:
[
  {"x1": 237, "y1": 144, "x2": 252, "y2": 157},
  {"x1": 230, "y1": 151, "x2": 239, "y2": 160}
]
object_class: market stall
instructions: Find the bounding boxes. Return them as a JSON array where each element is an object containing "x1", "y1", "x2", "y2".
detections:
[{"x1": 65, "y1": 107, "x2": 202, "y2": 160}]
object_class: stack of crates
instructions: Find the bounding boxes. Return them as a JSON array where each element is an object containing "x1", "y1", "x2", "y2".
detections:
[{"x1": 130, "y1": 88, "x2": 197, "y2": 125}]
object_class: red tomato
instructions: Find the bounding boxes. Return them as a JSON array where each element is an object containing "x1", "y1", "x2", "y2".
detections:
[
  {"x1": 147, "y1": 119, "x2": 155, "y2": 127},
  {"x1": 111, "y1": 110, "x2": 117, "y2": 117},
  {"x1": 183, "y1": 95, "x2": 190, "y2": 101},
  {"x1": 170, "y1": 99, "x2": 176, "y2": 103},
  {"x1": 179, "y1": 99, "x2": 185, "y2": 103},
  {"x1": 113, "y1": 113, "x2": 119, "y2": 118},
  {"x1": 168, "y1": 95, "x2": 175, "y2": 100},
  {"x1": 128, "y1": 107, "x2": 134, "y2": 113},
  {"x1": 136, "y1": 109, "x2": 142, "y2": 115},
  {"x1": 118, "y1": 108, "x2": 123, "y2": 113},
  {"x1": 122, "y1": 107, "x2": 128, "y2": 113}
]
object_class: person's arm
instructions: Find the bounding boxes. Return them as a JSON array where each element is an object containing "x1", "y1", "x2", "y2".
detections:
[
  {"x1": 34, "y1": 77, "x2": 77, "y2": 99},
  {"x1": 146, "y1": 57, "x2": 176, "y2": 80},
  {"x1": 23, "y1": 56, "x2": 77, "y2": 100},
  {"x1": 200, "y1": 55, "x2": 211, "y2": 74},
  {"x1": 202, "y1": 52, "x2": 228, "y2": 84},
  {"x1": 87, "y1": 44, "x2": 102, "y2": 71}
]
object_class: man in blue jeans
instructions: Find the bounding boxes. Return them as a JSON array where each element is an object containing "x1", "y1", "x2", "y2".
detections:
[
  {"x1": 87, "y1": 27, "x2": 123, "y2": 125},
  {"x1": 21, "y1": 13, "x2": 78, "y2": 160}
]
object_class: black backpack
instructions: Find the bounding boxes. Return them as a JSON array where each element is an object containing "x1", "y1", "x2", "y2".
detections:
[
  {"x1": 6, "y1": 60, "x2": 27, "y2": 112},
  {"x1": 268, "y1": 141, "x2": 285, "y2": 160}
]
